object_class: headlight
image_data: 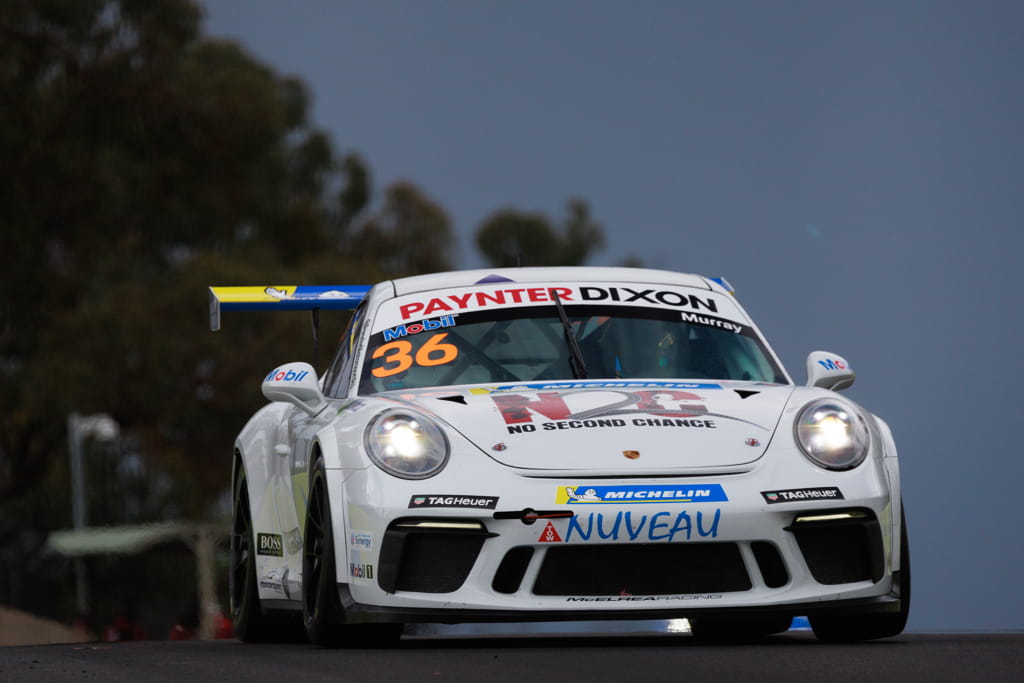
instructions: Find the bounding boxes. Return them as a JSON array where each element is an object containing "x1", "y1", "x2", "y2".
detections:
[
  {"x1": 364, "y1": 410, "x2": 450, "y2": 479},
  {"x1": 794, "y1": 399, "x2": 870, "y2": 470}
]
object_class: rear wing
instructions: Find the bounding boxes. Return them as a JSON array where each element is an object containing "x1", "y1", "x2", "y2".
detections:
[{"x1": 208, "y1": 285, "x2": 370, "y2": 331}]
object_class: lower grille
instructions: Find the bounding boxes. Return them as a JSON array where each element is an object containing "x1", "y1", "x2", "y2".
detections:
[
  {"x1": 789, "y1": 509, "x2": 884, "y2": 585},
  {"x1": 492, "y1": 547, "x2": 535, "y2": 594},
  {"x1": 532, "y1": 543, "x2": 751, "y2": 596},
  {"x1": 377, "y1": 519, "x2": 493, "y2": 594},
  {"x1": 751, "y1": 541, "x2": 789, "y2": 588}
]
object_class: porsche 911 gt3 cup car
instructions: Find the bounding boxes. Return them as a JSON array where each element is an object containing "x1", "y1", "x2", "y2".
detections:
[{"x1": 210, "y1": 267, "x2": 908, "y2": 645}]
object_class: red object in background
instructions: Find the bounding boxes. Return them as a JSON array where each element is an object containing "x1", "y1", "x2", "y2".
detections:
[
  {"x1": 168, "y1": 623, "x2": 194, "y2": 640},
  {"x1": 214, "y1": 610, "x2": 234, "y2": 639},
  {"x1": 103, "y1": 615, "x2": 145, "y2": 642},
  {"x1": 167, "y1": 609, "x2": 233, "y2": 640}
]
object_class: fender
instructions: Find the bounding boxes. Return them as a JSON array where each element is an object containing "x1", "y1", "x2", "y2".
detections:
[
  {"x1": 235, "y1": 402, "x2": 301, "y2": 601},
  {"x1": 873, "y1": 413, "x2": 903, "y2": 573},
  {"x1": 305, "y1": 430, "x2": 357, "y2": 592}
]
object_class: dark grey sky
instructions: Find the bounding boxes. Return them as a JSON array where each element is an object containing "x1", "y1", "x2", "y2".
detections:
[{"x1": 202, "y1": 0, "x2": 1024, "y2": 631}]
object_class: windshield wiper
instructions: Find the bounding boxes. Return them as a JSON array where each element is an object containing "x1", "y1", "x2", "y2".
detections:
[{"x1": 551, "y1": 290, "x2": 588, "y2": 379}]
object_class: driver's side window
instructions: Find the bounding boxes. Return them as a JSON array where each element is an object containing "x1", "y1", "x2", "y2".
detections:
[{"x1": 323, "y1": 302, "x2": 367, "y2": 398}]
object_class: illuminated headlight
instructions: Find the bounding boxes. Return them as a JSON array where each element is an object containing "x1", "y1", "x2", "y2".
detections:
[
  {"x1": 364, "y1": 410, "x2": 450, "y2": 479},
  {"x1": 794, "y1": 399, "x2": 870, "y2": 470}
]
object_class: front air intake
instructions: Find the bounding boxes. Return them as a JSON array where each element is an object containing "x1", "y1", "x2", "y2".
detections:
[
  {"x1": 787, "y1": 509, "x2": 884, "y2": 585},
  {"x1": 532, "y1": 543, "x2": 751, "y2": 596},
  {"x1": 377, "y1": 518, "x2": 496, "y2": 594}
]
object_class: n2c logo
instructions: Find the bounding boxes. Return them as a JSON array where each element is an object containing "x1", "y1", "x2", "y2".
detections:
[{"x1": 371, "y1": 332, "x2": 459, "y2": 378}]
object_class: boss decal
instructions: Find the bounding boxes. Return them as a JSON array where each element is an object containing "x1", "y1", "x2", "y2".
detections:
[{"x1": 256, "y1": 533, "x2": 283, "y2": 557}]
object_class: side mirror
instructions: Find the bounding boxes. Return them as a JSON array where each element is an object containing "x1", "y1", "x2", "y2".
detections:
[
  {"x1": 262, "y1": 362, "x2": 328, "y2": 416},
  {"x1": 805, "y1": 351, "x2": 855, "y2": 392}
]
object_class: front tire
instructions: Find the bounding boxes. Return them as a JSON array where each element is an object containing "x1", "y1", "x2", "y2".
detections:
[
  {"x1": 810, "y1": 509, "x2": 911, "y2": 642},
  {"x1": 301, "y1": 456, "x2": 404, "y2": 648},
  {"x1": 302, "y1": 456, "x2": 345, "y2": 646}
]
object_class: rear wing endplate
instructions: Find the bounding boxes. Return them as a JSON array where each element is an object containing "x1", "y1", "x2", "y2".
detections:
[{"x1": 208, "y1": 285, "x2": 370, "y2": 331}]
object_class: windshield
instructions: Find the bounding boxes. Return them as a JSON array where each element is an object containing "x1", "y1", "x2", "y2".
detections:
[{"x1": 358, "y1": 304, "x2": 786, "y2": 394}]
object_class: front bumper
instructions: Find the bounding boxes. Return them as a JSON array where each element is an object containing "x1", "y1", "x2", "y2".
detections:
[{"x1": 334, "y1": 446, "x2": 899, "y2": 622}]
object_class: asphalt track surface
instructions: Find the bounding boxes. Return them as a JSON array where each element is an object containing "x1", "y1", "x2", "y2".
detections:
[{"x1": 2, "y1": 631, "x2": 1023, "y2": 682}]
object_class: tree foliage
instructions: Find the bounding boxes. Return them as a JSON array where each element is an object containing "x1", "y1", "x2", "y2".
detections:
[
  {"x1": 347, "y1": 181, "x2": 455, "y2": 275},
  {"x1": 0, "y1": 0, "x2": 454, "y2": 524},
  {"x1": 475, "y1": 198, "x2": 606, "y2": 267},
  {"x1": 0, "y1": 0, "x2": 618, "y2": 538}
]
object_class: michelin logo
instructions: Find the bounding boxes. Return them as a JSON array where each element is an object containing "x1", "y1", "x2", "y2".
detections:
[{"x1": 557, "y1": 484, "x2": 727, "y2": 505}]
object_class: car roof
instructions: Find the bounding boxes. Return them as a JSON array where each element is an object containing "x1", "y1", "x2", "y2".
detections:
[{"x1": 388, "y1": 267, "x2": 717, "y2": 297}]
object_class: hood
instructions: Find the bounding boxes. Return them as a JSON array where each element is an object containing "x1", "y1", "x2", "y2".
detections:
[{"x1": 381, "y1": 380, "x2": 795, "y2": 473}]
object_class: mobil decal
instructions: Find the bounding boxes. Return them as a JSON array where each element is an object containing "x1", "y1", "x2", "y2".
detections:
[
  {"x1": 564, "y1": 509, "x2": 722, "y2": 543},
  {"x1": 383, "y1": 314, "x2": 458, "y2": 341},
  {"x1": 816, "y1": 358, "x2": 849, "y2": 371},
  {"x1": 557, "y1": 484, "x2": 728, "y2": 505},
  {"x1": 350, "y1": 563, "x2": 374, "y2": 579},
  {"x1": 264, "y1": 368, "x2": 310, "y2": 383}
]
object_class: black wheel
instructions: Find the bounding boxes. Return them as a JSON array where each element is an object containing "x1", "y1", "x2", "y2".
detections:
[
  {"x1": 230, "y1": 466, "x2": 278, "y2": 642},
  {"x1": 688, "y1": 614, "x2": 794, "y2": 643},
  {"x1": 302, "y1": 456, "x2": 403, "y2": 647},
  {"x1": 303, "y1": 456, "x2": 346, "y2": 646},
  {"x1": 810, "y1": 509, "x2": 911, "y2": 643}
]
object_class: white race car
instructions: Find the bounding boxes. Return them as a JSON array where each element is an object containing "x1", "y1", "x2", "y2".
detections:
[{"x1": 210, "y1": 267, "x2": 908, "y2": 644}]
